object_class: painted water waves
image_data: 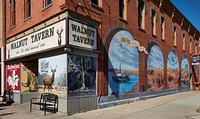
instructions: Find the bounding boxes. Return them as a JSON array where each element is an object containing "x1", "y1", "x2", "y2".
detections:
[
  {"x1": 108, "y1": 30, "x2": 139, "y2": 95},
  {"x1": 147, "y1": 45, "x2": 164, "y2": 91},
  {"x1": 167, "y1": 50, "x2": 179, "y2": 89},
  {"x1": 181, "y1": 55, "x2": 189, "y2": 88},
  {"x1": 67, "y1": 54, "x2": 97, "y2": 97}
]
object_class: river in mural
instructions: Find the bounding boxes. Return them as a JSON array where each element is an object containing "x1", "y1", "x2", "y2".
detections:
[
  {"x1": 147, "y1": 45, "x2": 164, "y2": 91},
  {"x1": 181, "y1": 55, "x2": 189, "y2": 88},
  {"x1": 167, "y1": 50, "x2": 179, "y2": 89},
  {"x1": 108, "y1": 30, "x2": 139, "y2": 95}
]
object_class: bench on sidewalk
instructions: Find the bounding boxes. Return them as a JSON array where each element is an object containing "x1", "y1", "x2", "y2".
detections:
[
  {"x1": 0, "y1": 90, "x2": 14, "y2": 105},
  {"x1": 30, "y1": 93, "x2": 58, "y2": 115}
]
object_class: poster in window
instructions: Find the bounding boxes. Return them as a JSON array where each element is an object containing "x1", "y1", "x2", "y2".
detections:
[
  {"x1": 38, "y1": 54, "x2": 67, "y2": 97},
  {"x1": 67, "y1": 54, "x2": 97, "y2": 97},
  {"x1": 6, "y1": 63, "x2": 21, "y2": 92}
]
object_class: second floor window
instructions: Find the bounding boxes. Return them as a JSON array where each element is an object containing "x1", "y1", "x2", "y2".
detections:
[
  {"x1": 151, "y1": 8, "x2": 156, "y2": 35},
  {"x1": 190, "y1": 38, "x2": 192, "y2": 54},
  {"x1": 161, "y1": 15, "x2": 165, "y2": 40},
  {"x1": 10, "y1": 0, "x2": 16, "y2": 27},
  {"x1": 24, "y1": 0, "x2": 31, "y2": 19},
  {"x1": 119, "y1": 0, "x2": 124, "y2": 18},
  {"x1": 182, "y1": 33, "x2": 186, "y2": 51},
  {"x1": 91, "y1": 0, "x2": 98, "y2": 6},
  {"x1": 44, "y1": 0, "x2": 51, "y2": 7},
  {"x1": 173, "y1": 26, "x2": 177, "y2": 47},
  {"x1": 138, "y1": 0, "x2": 145, "y2": 29}
]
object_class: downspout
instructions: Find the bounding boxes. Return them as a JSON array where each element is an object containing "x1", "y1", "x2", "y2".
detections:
[{"x1": 1, "y1": 0, "x2": 6, "y2": 94}]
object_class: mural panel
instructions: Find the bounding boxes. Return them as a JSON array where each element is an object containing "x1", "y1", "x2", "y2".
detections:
[
  {"x1": 181, "y1": 55, "x2": 189, "y2": 87},
  {"x1": 6, "y1": 63, "x2": 20, "y2": 92},
  {"x1": 67, "y1": 54, "x2": 97, "y2": 97},
  {"x1": 108, "y1": 30, "x2": 139, "y2": 95},
  {"x1": 167, "y1": 50, "x2": 179, "y2": 89},
  {"x1": 147, "y1": 45, "x2": 164, "y2": 91},
  {"x1": 38, "y1": 54, "x2": 67, "y2": 97},
  {"x1": 21, "y1": 63, "x2": 38, "y2": 92}
]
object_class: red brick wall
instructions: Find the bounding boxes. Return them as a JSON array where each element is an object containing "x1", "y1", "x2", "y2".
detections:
[{"x1": 6, "y1": 0, "x2": 65, "y2": 38}]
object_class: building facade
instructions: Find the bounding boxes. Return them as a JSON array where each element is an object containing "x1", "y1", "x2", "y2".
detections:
[{"x1": 2, "y1": 0, "x2": 200, "y2": 114}]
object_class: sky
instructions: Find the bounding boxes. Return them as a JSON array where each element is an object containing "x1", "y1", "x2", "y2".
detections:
[{"x1": 171, "y1": 0, "x2": 200, "y2": 32}]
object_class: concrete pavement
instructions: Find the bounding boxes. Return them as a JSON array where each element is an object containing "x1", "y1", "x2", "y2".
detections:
[{"x1": 1, "y1": 91, "x2": 200, "y2": 119}]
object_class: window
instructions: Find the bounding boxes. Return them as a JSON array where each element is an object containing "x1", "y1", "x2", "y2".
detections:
[
  {"x1": 24, "y1": 0, "x2": 31, "y2": 19},
  {"x1": 119, "y1": 0, "x2": 127, "y2": 19},
  {"x1": 190, "y1": 38, "x2": 192, "y2": 54},
  {"x1": 138, "y1": 0, "x2": 145, "y2": 29},
  {"x1": 161, "y1": 15, "x2": 165, "y2": 40},
  {"x1": 173, "y1": 26, "x2": 177, "y2": 47},
  {"x1": 10, "y1": 0, "x2": 16, "y2": 27},
  {"x1": 195, "y1": 43, "x2": 198, "y2": 54},
  {"x1": 151, "y1": 8, "x2": 156, "y2": 35},
  {"x1": 44, "y1": 0, "x2": 51, "y2": 7},
  {"x1": 182, "y1": 33, "x2": 186, "y2": 51},
  {"x1": 91, "y1": 0, "x2": 98, "y2": 5}
]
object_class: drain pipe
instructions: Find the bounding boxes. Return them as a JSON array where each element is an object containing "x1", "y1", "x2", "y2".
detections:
[{"x1": 1, "y1": 0, "x2": 6, "y2": 94}]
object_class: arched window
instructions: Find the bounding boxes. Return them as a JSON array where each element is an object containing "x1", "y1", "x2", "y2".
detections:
[
  {"x1": 182, "y1": 33, "x2": 186, "y2": 51},
  {"x1": 151, "y1": 7, "x2": 156, "y2": 36},
  {"x1": 161, "y1": 15, "x2": 165, "y2": 40},
  {"x1": 138, "y1": 0, "x2": 145, "y2": 29},
  {"x1": 195, "y1": 42, "x2": 198, "y2": 54}
]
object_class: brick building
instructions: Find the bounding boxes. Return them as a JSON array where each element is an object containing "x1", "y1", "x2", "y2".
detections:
[{"x1": 1, "y1": 0, "x2": 200, "y2": 114}]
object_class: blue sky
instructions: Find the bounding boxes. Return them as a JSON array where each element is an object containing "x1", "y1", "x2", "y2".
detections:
[{"x1": 171, "y1": 0, "x2": 200, "y2": 32}]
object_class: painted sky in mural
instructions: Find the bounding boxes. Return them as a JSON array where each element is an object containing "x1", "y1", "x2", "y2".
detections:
[
  {"x1": 147, "y1": 45, "x2": 164, "y2": 91},
  {"x1": 38, "y1": 54, "x2": 67, "y2": 97},
  {"x1": 108, "y1": 30, "x2": 139, "y2": 95},
  {"x1": 181, "y1": 55, "x2": 189, "y2": 87},
  {"x1": 167, "y1": 50, "x2": 179, "y2": 89}
]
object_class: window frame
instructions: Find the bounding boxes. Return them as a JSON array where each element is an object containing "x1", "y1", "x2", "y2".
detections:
[
  {"x1": 160, "y1": 15, "x2": 165, "y2": 40},
  {"x1": 43, "y1": 0, "x2": 52, "y2": 9},
  {"x1": 10, "y1": 0, "x2": 16, "y2": 28},
  {"x1": 138, "y1": 0, "x2": 145, "y2": 30},
  {"x1": 151, "y1": 7, "x2": 156, "y2": 36},
  {"x1": 24, "y1": 0, "x2": 31, "y2": 20}
]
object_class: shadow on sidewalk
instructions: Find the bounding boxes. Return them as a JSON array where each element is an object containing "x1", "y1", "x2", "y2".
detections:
[{"x1": 0, "y1": 112, "x2": 16, "y2": 117}]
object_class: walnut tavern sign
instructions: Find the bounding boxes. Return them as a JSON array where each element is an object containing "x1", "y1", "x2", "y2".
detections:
[
  {"x1": 6, "y1": 20, "x2": 66, "y2": 59},
  {"x1": 68, "y1": 19, "x2": 97, "y2": 50}
]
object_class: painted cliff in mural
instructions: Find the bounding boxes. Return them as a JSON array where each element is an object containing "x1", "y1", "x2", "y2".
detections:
[
  {"x1": 147, "y1": 45, "x2": 165, "y2": 91},
  {"x1": 108, "y1": 30, "x2": 139, "y2": 95},
  {"x1": 167, "y1": 50, "x2": 179, "y2": 89}
]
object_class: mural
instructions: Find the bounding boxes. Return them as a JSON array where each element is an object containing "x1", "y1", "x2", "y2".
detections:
[
  {"x1": 6, "y1": 63, "x2": 20, "y2": 92},
  {"x1": 147, "y1": 45, "x2": 165, "y2": 91},
  {"x1": 167, "y1": 50, "x2": 179, "y2": 89},
  {"x1": 21, "y1": 63, "x2": 38, "y2": 92},
  {"x1": 67, "y1": 54, "x2": 97, "y2": 97},
  {"x1": 38, "y1": 54, "x2": 67, "y2": 97},
  {"x1": 108, "y1": 30, "x2": 139, "y2": 95},
  {"x1": 181, "y1": 55, "x2": 189, "y2": 87}
]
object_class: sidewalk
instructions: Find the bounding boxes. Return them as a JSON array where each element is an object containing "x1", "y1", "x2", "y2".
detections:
[{"x1": 1, "y1": 91, "x2": 200, "y2": 119}]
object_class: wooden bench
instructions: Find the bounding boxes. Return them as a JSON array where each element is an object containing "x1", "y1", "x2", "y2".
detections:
[
  {"x1": 30, "y1": 93, "x2": 58, "y2": 115},
  {"x1": 0, "y1": 90, "x2": 14, "y2": 105}
]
